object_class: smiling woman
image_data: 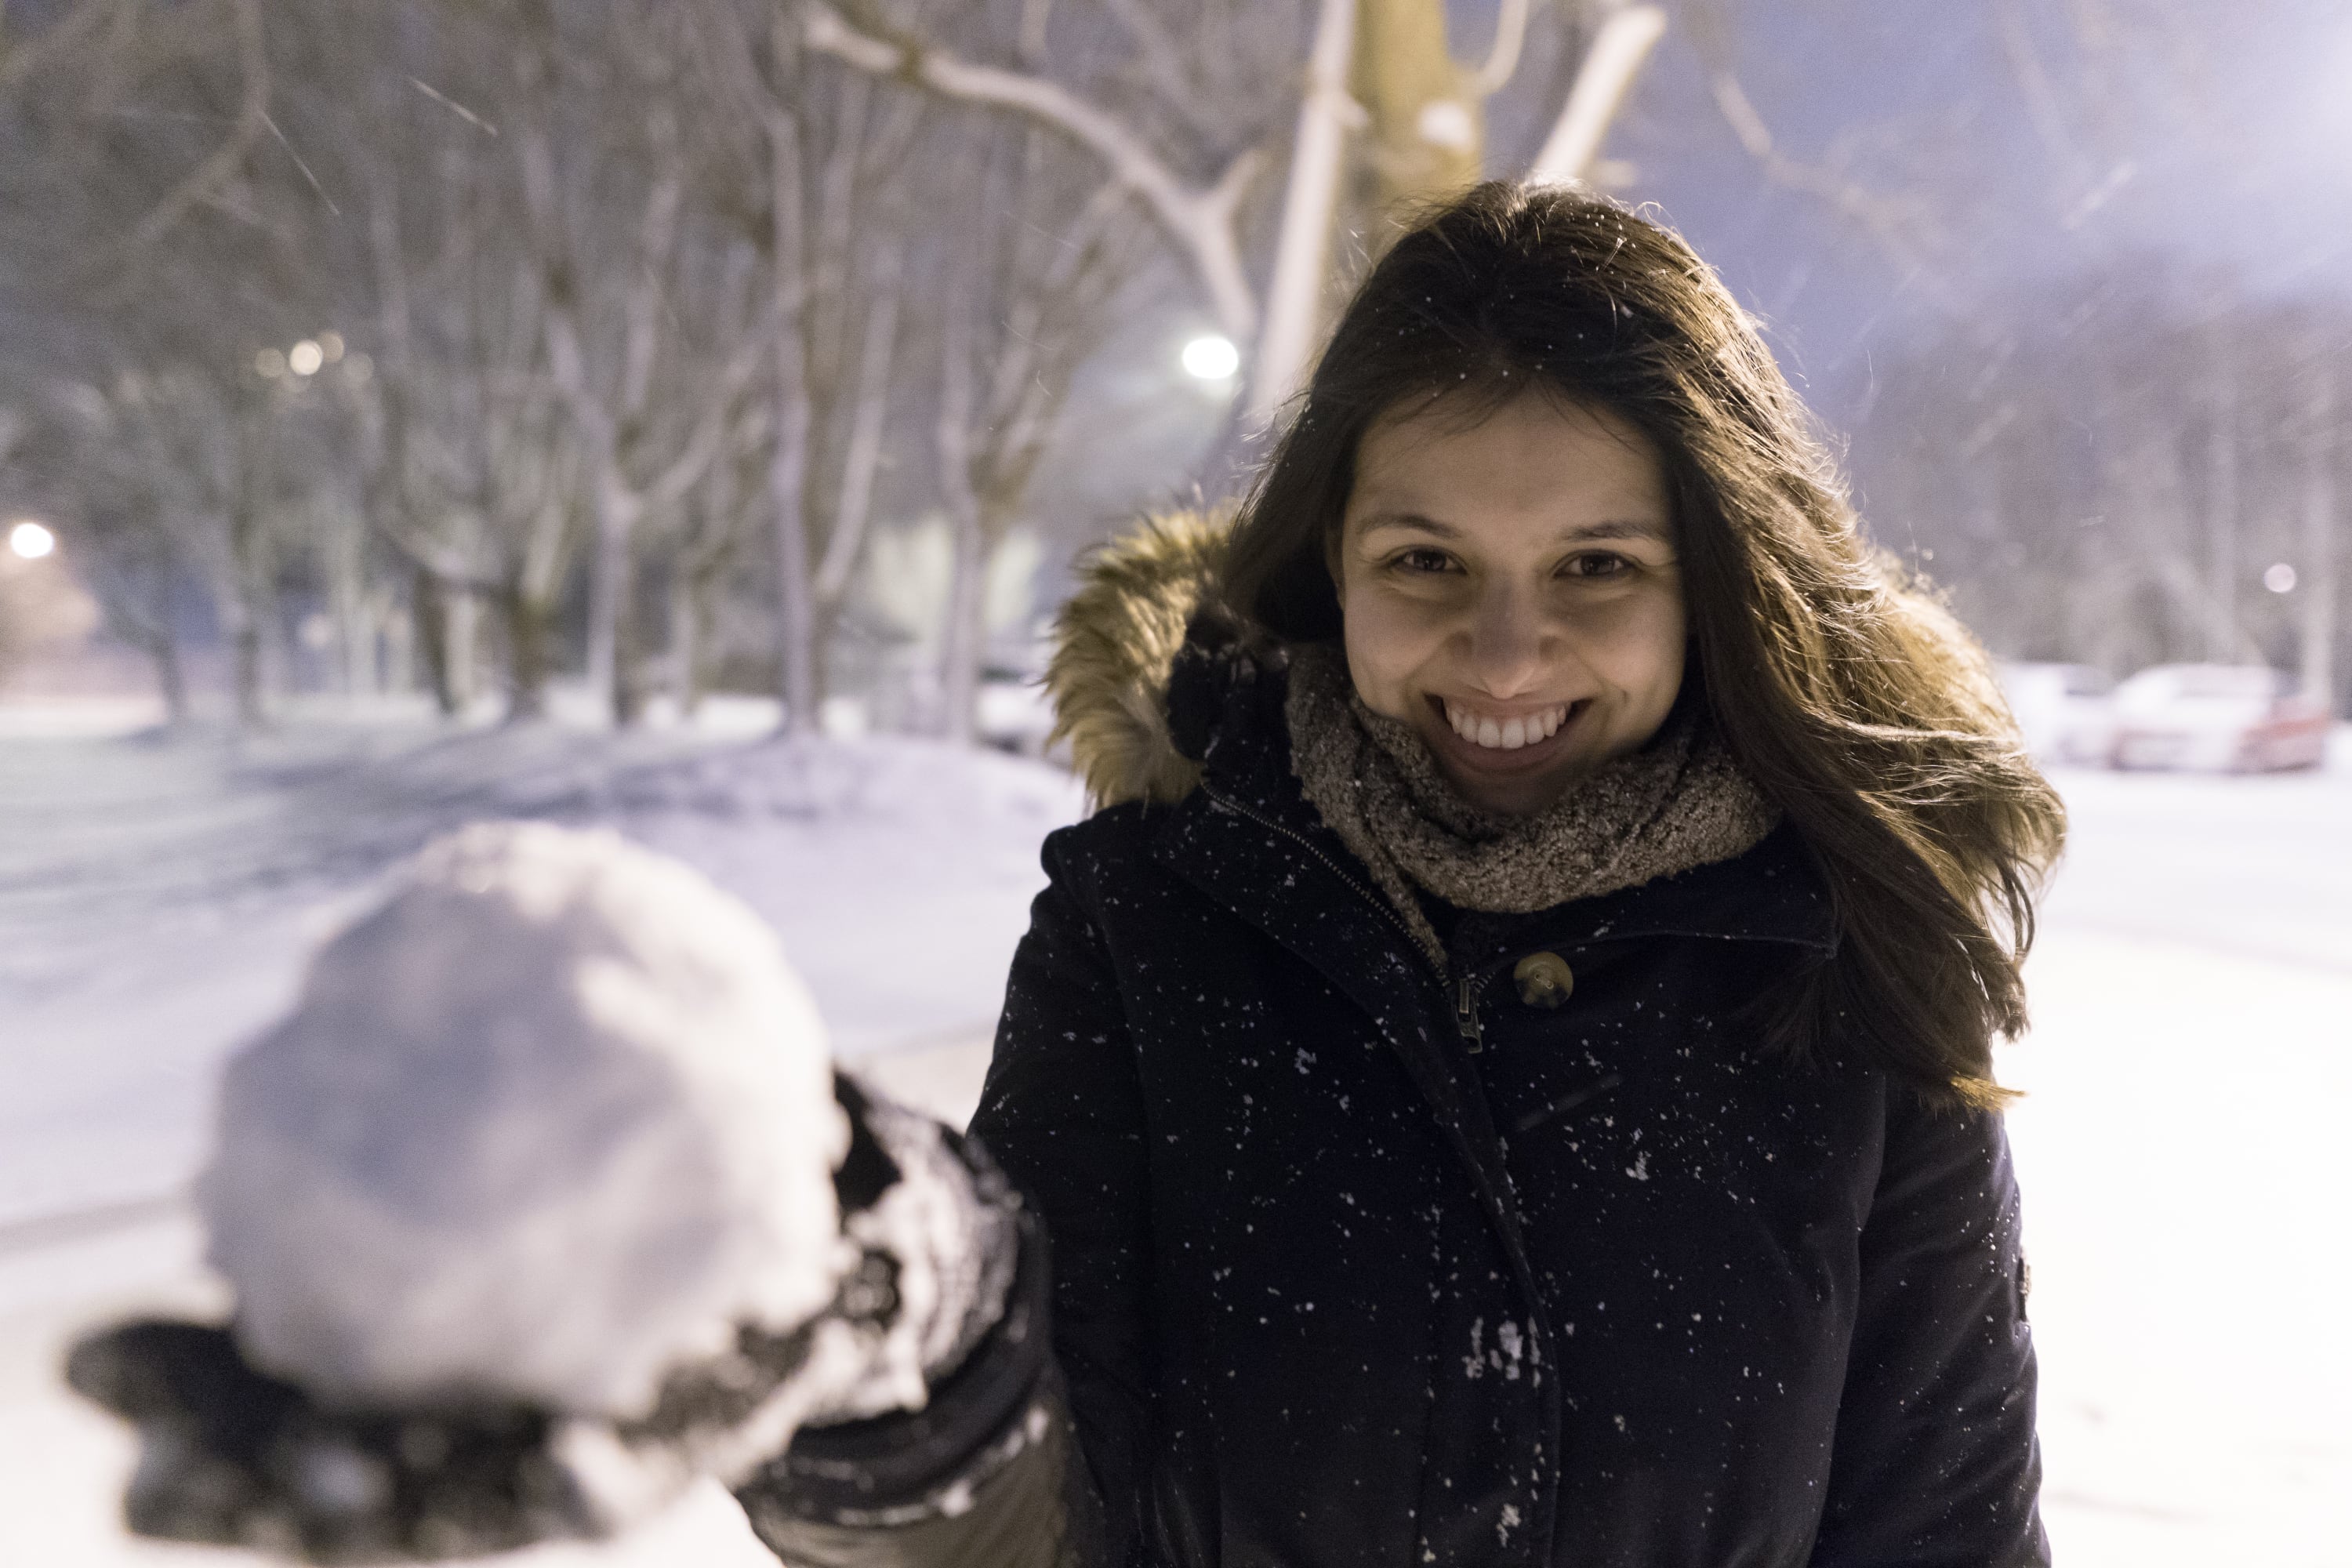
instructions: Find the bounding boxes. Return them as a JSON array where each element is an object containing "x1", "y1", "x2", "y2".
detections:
[
  {"x1": 965, "y1": 180, "x2": 2070, "y2": 1566},
  {"x1": 1337, "y1": 396, "x2": 1686, "y2": 815}
]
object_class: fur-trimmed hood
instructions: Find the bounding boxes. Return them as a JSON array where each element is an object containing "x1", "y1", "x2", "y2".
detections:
[{"x1": 1042, "y1": 508, "x2": 1239, "y2": 809}]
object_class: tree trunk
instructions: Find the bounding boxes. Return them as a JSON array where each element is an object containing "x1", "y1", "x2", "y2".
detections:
[
  {"x1": 670, "y1": 568, "x2": 702, "y2": 719},
  {"x1": 150, "y1": 629, "x2": 188, "y2": 726},
  {"x1": 414, "y1": 567, "x2": 460, "y2": 717},
  {"x1": 937, "y1": 505, "x2": 988, "y2": 744},
  {"x1": 1356, "y1": 0, "x2": 1481, "y2": 215},
  {"x1": 143, "y1": 539, "x2": 190, "y2": 725},
  {"x1": 328, "y1": 509, "x2": 372, "y2": 698},
  {"x1": 501, "y1": 577, "x2": 556, "y2": 722},
  {"x1": 811, "y1": 241, "x2": 903, "y2": 613},
  {"x1": 2303, "y1": 354, "x2": 2339, "y2": 713},
  {"x1": 766, "y1": 103, "x2": 820, "y2": 735},
  {"x1": 227, "y1": 387, "x2": 280, "y2": 728},
  {"x1": 769, "y1": 387, "x2": 818, "y2": 733},
  {"x1": 933, "y1": 279, "x2": 988, "y2": 744},
  {"x1": 228, "y1": 513, "x2": 270, "y2": 729},
  {"x1": 612, "y1": 562, "x2": 648, "y2": 728},
  {"x1": 582, "y1": 470, "x2": 633, "y2": 724},
  {"x1": 2206, "y1": 328, "x2": 2240, "y2": 662},
  {"x1": 384, "y1": 588, "x2": 416, "y2": 698},
  {"x1": 446, "y1": 589, "x2": 478, "y2": 714}
]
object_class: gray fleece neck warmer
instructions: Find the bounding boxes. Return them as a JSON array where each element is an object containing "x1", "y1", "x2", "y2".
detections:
[{"x1": 1283, "y1": 642, "x2": 1780, "y2": 969}]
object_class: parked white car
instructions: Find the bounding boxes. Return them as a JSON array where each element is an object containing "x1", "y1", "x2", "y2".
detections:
[
  {"x1": 976, "y1": 672, "x2": 1057, "y2": 755},
  {"x1": 1999, "y1": 662, "x2": 2118, "y2": 765},
  {"x1": 2107, "y1": 663, "x2": 2330, "y2": 772}
]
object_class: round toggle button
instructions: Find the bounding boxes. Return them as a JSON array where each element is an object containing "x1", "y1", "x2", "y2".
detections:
[{"x1": 1513, "y1": 951, "x2": 1575, "y2": 1009}]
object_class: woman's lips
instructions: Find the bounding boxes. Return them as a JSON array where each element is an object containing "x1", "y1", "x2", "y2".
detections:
[{"x1": 1425, "y1": 695, "x2": 1591, "y2": 771}]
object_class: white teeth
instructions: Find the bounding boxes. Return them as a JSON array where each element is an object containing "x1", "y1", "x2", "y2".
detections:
[{"x1": 1443, "y1": 700, "x2": 1572, "y2": 751}]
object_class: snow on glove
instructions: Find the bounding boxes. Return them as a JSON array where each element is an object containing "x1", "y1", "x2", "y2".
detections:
[{"x1": 65, "y1": 822, "x2": 1021, "y2": 1562}]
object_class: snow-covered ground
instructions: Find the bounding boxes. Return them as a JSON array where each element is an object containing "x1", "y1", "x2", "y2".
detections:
[
  {"x1": 0, "y1": 706, "x2": 2346, "y2": 1565},
  {"x1": 2008, "y1": 753, "x2": 2352, "y2": 1568}
]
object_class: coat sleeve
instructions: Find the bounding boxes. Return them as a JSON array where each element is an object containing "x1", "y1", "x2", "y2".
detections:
[
  {"x1": 734, "y1": 1109, "x2": 1099, "y2": 1568},
  {"x1": 966, "y1": 824, "x2": 1160, "y2": 1565},
  {"x1": 735, "y1": 1239, "x2": 1095, "y2": 1568},
  {"x1": 1809, "y1": 1091, "x2": 2050, "y2": 1568}
]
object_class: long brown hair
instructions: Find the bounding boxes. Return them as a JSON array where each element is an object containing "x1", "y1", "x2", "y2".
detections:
[{"x1": 1223, "y1": 182, "x2": 2064, "y2": 1108}]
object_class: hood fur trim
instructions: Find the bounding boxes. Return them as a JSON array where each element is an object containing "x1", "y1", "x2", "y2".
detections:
[{"x1": 1046, "y1": 508, "x2": 1234, "y2": 808}]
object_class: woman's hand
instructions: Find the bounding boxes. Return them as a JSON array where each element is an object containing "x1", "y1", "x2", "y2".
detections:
[{"x1": 67, "y1": 1076, "x2": 1023, "y2": 1563}]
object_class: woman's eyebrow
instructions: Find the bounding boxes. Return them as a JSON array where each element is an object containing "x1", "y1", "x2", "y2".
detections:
[
  {"x1": 1355, "y1": 510, "x2": 1461, "y2": 539},
  {"x1": 1558, "y1": 518, "x2": 1671, "y2": 543},
  {"x1": 1354, "y1": 512, "x2": 1670, "y2": 543}
]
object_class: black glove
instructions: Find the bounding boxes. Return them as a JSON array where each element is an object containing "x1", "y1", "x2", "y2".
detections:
[{"x1": 67, "y1": 1074, "x2": 1028, "y2": 1563}]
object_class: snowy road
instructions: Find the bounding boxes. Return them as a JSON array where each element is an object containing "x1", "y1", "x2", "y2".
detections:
[{"x1": 1, "y1": 720, "x2": 2346, "y2": 1565}]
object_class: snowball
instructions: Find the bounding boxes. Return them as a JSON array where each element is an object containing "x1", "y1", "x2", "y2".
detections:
[{"x1": 199, "y1": 822, "x2": 851, "y2": 1421}]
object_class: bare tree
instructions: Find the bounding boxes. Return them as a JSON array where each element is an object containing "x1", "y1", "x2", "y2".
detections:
[
  {"x1": 1850, "y1": 276, "x2": 2349, "y2": 696},
  {"x1": 926, "y1": 107, "x2": 1151, "y2": 739},
  {"x1": 680, "y1": 0, "x2": 944, "y2": 731}
]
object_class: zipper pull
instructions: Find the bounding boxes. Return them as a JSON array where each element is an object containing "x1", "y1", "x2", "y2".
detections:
[{"x1": 1455, "y1": 973, "x2": 1485, "y2": 1054}]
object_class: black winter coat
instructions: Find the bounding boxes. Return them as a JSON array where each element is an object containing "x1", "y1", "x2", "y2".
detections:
[{"x1": 964, "y1": 606, "x2": 2048, "y2": 1566}]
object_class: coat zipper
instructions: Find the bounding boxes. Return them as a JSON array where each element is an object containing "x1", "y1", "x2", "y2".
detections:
[
  {"x1": 1200, "y1": 781, "x2": 1425, "y2": 954},
  {"x1": 1454, "y1": 971, "x2": 1490, "y2": 1054},
  {"x1": 1200, "y1": 781, "x2": 1496, "y2": 1052}
]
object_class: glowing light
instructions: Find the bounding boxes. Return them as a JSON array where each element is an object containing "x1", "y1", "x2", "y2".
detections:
[
  {"x1": 318, "y1": 331, "x2": 346, "y2": 363},
  {"x1": 254, "y1": 347, "x2": 289, "y2": 379},
  {"x1": 8, "y1": 521, "x2": 56, "y2": 560},
  {"x1": 2264, "y1": 562, "x2": 2298, "y2": 593},
  {"x1": 289, "y1": 339, "x2": 325, "y2": 376},
  {"x1": 1181, "y1": 334, "x2": 1240, "y2": 381}
]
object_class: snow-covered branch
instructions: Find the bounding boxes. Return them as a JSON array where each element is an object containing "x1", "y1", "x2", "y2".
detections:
[
  {"x1": 125, "y1": 0, "x2": 269, "y2": 256},
  {"x1": 1472, "y1": 0, "x2": 1534, "y2": 98},
  {"x1": 0, "y1": 0, "x2": 122, "y2": 92},
  {"x1": 1525, "y1": 4, "x2": 1666, "y2": 186},
  {"x1": 1700, "y1": 67, "x2": 1953, "y2": 307},
  {"x1": 802, "y1": 1, "x2": 1260, "y2": 345},
  {"x1": 1103, "y1": 0, "x2": 1218, "y2": 139},
  {"x1": 1248, "y1": 0, "x2": 1358, "y2": 425}
]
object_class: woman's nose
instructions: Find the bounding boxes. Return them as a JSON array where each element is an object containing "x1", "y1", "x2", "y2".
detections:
[{"x1": 1463, "y1": 583, "x2": 1551, "y2": 696}]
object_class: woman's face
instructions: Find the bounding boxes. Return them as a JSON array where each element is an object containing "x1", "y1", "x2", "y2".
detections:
[{"x1": 1335, "y1": 392, "x2": 1686, "y2": 817}]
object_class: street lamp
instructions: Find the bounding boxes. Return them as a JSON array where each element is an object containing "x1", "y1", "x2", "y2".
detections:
[
  {"x1": 8, "y1": 520, "x2": 56, "y2": 560},
  {"x1": 255, "y1": 333, "x2": 346, "y2": 380},
  {"x1": 1181, "y1": 334, "x2": 1240, "y2": 382}
]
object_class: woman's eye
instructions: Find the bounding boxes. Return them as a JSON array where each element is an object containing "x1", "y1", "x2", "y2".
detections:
[
  {"x1": 1391, "y1": 548, "x2": 1454, "y2": 575},
  {"x1": 1562, "y1": 553, "x2": 1631, "y2": 579}
]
